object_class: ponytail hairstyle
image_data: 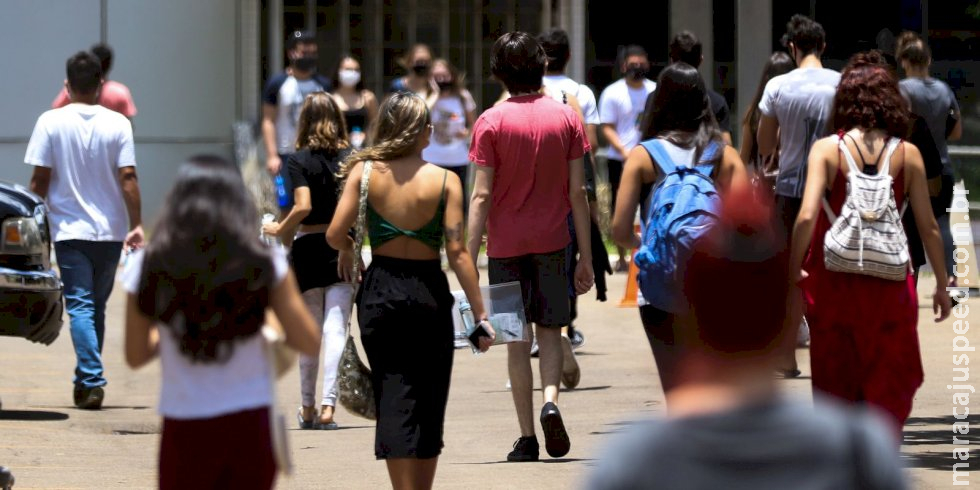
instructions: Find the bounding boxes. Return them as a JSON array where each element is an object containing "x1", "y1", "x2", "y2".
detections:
[
  {"x1": 338, "y1": 91, "x2": 431, "y2": 179},
  {"x1": 640, "y1": 62, "x2": 723, "y2": 166},
  {"x1": 138, "y1": 155, "x2": 275, "y2": 363},
  {"x1": 295, "y1": 91, "x2": 350, "y2": 152},
  {"x1": 896, "y1": 31, "x2": 931, "y2": 70}
]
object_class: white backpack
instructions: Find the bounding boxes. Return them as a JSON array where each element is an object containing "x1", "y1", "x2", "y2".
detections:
[{"x1": 822, "y1": 136, "x2": 911, "y2": 281}]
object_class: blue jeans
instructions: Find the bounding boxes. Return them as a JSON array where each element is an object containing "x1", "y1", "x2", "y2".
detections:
[{"x1": 55, "y1": 240, "x2": 123, "y2": 390}]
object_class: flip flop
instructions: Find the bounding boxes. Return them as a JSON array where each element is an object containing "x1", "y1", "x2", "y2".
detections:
[
  {"x1": 315, "y1": 421, "x2": 339, "y2": 430},
  {"x1": 296, "y1": 407, "x2": 314, "y2": 430}
]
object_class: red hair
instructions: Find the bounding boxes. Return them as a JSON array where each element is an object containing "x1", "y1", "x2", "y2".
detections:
[{"x1": 831, "y1": 52, "x2": 909, "y2": 137}]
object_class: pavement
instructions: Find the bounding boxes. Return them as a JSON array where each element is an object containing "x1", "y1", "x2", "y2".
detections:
[{"x1": 0, "y1": 267, "x2": 975, "y2": 489}]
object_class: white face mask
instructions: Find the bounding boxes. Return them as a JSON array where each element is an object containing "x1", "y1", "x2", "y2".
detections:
[{"x1": 339, "y1": 69, "x2": 361, "y2": 87}]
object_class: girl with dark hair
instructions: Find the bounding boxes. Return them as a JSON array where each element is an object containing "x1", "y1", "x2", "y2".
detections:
[
  {"x1": 611, "y1": 62, "x2": 748, "y2": 397},
  {"x1": 262, "y1": 92, "x2": 355, "y2": 430},
  {"x1": 738, "y1": 51, "x2": 795, "y2": 179},
  {"x1": 789, "y1": 52, "x2": 951, "y2": 434},
  {"x1": 388, "y1": 44, "x2": 438, "y2": 103},
  {"x1": 327, "y1": 92, "x2": 492, "y2": 489},
  {"x1": 123, "y1": 155, "x2": 320, "y2": 489},
  {"x1": 422, "y1": 59, "x2": 477, "y2": 193},
  {"x1": 332, "y1": 55, "x2": 378, "y2": 149}
]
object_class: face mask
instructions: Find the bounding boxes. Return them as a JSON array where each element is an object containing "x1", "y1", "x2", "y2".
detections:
[
  {"x1": 412, "y1": 62, "x2": 431, "y2": 76},
  {"x1": 436, "y1": 80, "x2": 453, "y2": 91},
  {"x1": 293, "y1": 56, "x2": 318, "y2": 73},
  {"x1": 339, "y1": 69, "x2": 361, "y2": 87},
  {"x1": 626, "y1": 65, "x2": 647, "y2": 80}
]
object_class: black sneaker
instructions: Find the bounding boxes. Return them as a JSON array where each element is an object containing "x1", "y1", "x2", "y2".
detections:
[
  {"x1": 507, "y1": 436, "x2": 539, "y2": 462},
  {"x1": 540, "y1": 402, "x2": 570, "y2": 457},
  {"x1": 73, "y1": 386, "x2": 104, "y2": 410}
]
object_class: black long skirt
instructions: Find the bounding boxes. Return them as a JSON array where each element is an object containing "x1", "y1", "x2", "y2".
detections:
[{"x1": 355, "y1": 255, "x2": 455, "y2": 459}]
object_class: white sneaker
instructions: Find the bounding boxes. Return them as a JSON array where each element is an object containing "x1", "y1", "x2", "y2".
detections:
[{"x1": 560, "y1": 335, "x2": 580, "y2": 389}]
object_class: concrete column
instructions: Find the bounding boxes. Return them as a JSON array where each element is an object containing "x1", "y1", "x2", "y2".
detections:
[
  {"x1": 268, "y1": 0, "x2": 283, "y2": 75},
  {"x1": 542, "y1": 0, "x2": 553, "y2": 32},
  {"x1": 305, "y1": 0, "x2": 316, "y2": 32},
  {"x1": 472, "y1": 0, "x2": 483, "y2": 106},
  {"x1": 670, "y1": 0, "x2": 713, "y2": 89},
  {"x1": 567, "y1": 0, "x2": 586, "y2": 84},
  {"x1": 736, "y1": 0, "x2": 771, "y2": 138},
  {"x1": 369, "y1": 0, "x2": 383, "y2": 98},
  {"x1": 339, "y1": 0, "x2": 351, "y2": 55},
  {"x1": 239, "y1": 0, "x2": 261, "y2": 122}
]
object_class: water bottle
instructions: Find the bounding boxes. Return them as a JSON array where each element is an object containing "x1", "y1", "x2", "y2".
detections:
[
  {"x1": 350, "y1": 126, "x2": 365, "y2": 150},
  {"x1": 458, "y1": 298, "x2": 475, "y2": 334},
  {"x1": 261, "y1": 213, "x2": 281, "y2": 247},
  {"x1": 274, "y1": 174, "x2": 288, "y2": 208}
]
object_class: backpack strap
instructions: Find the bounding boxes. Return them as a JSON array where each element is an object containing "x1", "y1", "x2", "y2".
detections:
[
  {"x1": 693, "y1": 141, "x2": 721, "y2": 176},
  {"x1": 640, "y1": 139, "x2": 677, "y2": 176}
]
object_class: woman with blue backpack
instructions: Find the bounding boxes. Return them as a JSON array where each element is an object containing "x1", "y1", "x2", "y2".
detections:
[
  {"x1": 611, "y1": 62, "x2": 749, "y2": 396},
  {"x1": 788, "y1": 51, "x2": 951, "y2": 435}
]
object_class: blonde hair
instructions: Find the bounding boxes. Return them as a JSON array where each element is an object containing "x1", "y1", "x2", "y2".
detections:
[
  {"x1": 339, "y1": 92, "x2": 430, "y2": 178},
  {"x1": 431, "y1": 58, "x2": 467, "y2": 94},
  {"x1": 295, "y1": 91, "x2": 350, "y2": 152}
]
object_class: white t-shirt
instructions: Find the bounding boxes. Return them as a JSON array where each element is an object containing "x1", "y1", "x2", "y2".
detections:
[
  {"x1": 423, "y1": 90, "x2": 477, "y2": 167},
  {"x1": 599, "y1": 78, "x2": 657, "y2": 161},
  {"x1": 24, "y1": 104, "x2": 136, "y2": 242},
  {"x1": 542, "y1": 75, "x2": 600, "y2": 125},
  {"x1": 758, "y1": 67, "x2": 841, "y2": 198},
  {"x1": 120, "y1": 246, "x2": 289, "y2": 420}
]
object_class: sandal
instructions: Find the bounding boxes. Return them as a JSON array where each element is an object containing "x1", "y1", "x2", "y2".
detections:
[
  {"x1": 777, "y1": 369, "x2": 802, "y2": 379},
  {"x1": 296, "y1": 407, "x2": 314, "y2": 430}
]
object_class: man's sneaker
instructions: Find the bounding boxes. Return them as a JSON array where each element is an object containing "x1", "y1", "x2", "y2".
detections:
[
  {"x1": 560, "y1": 335, "x2": 581, "y2": 389},
  {"x1": 73, "y1": 386, "x2": 104, "y2": 410},
  {"x1": 507, "y1": 435, "x2": 539, "y2": 462},
  {"x1": 540, "y1": 402, "x2": 570, "y2": 458},
  {"x1": 529, "y1": 337, "x2": 539, "y2": 358},
  {"x1": 569, "y1": 329, "x2": 585, "y2": 350}
]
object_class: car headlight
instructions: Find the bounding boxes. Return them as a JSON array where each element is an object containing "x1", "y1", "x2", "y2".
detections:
[{"x1": 2, "y1": 215, "x2": 47, "y2": 256}]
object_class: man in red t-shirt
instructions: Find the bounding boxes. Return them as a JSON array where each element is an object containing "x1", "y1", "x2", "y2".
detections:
[
  {"x1": 467, "y1": 31, "x2": 594, "y2": 463},
  {"x1": 52, "y1": 44, "x2": 137, "y2": 120}
]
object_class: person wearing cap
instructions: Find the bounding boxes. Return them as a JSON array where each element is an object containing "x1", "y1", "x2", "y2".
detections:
[{"x1": 261, "y1": 30, "x2": 332, "y2": 213}]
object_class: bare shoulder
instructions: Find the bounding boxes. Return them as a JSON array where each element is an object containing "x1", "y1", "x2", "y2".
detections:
[{"x1": 362, "y1": 89, "x2": 378, "y2": 103}]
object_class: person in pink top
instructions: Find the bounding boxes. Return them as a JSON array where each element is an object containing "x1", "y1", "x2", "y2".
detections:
[
  {"x1": 467, "y1": 31, "x2": 594, "y2": 462},
  {"x1": 52, "y1": 44, "x2": 137, "y2": 119}
]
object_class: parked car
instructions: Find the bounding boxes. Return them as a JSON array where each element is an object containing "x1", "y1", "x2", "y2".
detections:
[{"x1": 0, "y1": 181, "x2": 63, "y2": 346}]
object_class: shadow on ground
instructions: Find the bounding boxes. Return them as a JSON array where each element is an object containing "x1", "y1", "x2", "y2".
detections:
[{"x1": 0, "y1": 409, "x2": 69, "y2": 421}]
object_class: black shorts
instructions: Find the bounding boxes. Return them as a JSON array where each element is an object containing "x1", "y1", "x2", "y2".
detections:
[{"x1": 488, "y1": 249, "x2": 570, "y2": 327}]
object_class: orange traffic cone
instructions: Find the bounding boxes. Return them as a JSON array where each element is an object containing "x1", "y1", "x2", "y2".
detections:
[{"x1": 618, "y1": 225, "x2": 640, "y2": 308}]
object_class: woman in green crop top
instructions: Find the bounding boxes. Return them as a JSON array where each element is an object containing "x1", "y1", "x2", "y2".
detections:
[{"x1": 327, "y1": 92, "x2": 493, "y2": 490}]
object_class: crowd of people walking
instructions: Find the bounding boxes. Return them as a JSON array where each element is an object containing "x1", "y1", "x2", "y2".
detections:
[{"x1": 17, "y1": 11, "x2": 966, "y2": 489}]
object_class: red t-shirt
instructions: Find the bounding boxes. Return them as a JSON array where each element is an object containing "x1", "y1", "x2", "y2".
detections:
[
  {"x1": 469, "y1": 94, "x2": 590, "y2": 258},
  {"x1": 52, "y1": 80, "x2": 137, "y2": 117}
]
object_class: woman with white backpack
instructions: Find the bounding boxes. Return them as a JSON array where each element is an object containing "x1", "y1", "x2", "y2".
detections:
[{"x1": 789, "y1": 51, "x2": 951, "y2": 436}]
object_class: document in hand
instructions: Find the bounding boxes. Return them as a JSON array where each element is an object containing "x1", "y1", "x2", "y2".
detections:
[{"x1": 451, "y1": 281, "x2": 530, "y2": 353}]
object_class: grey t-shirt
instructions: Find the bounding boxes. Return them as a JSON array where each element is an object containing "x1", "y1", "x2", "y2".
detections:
[
  {"x1": 758, "y1": 67, "x2": 841, "y2": 198},
  {"x1": 586, "y1": 396, "x2": 907, "y2": 490},
  {"x1": 900, "y1": 77, "x2": 959, "y2": 173}
]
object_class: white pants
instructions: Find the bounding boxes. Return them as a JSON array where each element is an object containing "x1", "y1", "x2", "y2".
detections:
[{"x1": 299, "y1": 283, "x2": 354, "y2": 407}]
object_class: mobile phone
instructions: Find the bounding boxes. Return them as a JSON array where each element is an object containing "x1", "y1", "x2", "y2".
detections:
[{"x1": 467, "y1": 322, "x2": 491, "y2": 350}]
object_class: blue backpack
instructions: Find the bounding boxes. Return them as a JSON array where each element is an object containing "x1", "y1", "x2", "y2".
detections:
[{"x1": 634, "y1": 139, "x2": 722, "y2": 313}]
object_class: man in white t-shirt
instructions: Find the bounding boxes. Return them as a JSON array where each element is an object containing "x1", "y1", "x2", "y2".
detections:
[
  {"x1": 598, "y1": 45, "x2": 656, "y2": 271},
  {"x1": 25, "y1": 51, "x2": 144, "y2": 410},
  {"x1": 756, "y1": 14, "x2": 839, "y2": 378}
]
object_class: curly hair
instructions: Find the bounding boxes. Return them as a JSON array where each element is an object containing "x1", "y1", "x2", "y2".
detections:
[
  {"x1": 831, "y1": 51, "x2": 909, "y2": 137},
  {"x1": 295, "y1": 91, "x2": 350, "y2": 152}
]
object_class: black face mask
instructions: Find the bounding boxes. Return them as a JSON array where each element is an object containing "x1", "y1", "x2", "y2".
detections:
[
  {"x1": 294, "y1": 56, "x2": 318, "y2": 73},
  {"x1": 436, "y1": 80, "x2": 453, "y2": 91},
  {"x1": 626, "y1": 65, "x2": 648, "y2": 80},
  {"x1": 413, "y1": 62, "x2": 431, "y2": 76}
]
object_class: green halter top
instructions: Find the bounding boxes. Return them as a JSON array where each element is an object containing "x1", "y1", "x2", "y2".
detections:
[{"x1": 367, "y1": 170, "x2": 447, "y2": 252}]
